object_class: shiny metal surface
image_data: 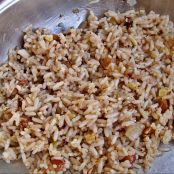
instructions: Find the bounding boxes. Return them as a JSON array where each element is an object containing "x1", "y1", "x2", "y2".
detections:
[{"x1": 0, "y1": 0, "x2": 174, "y2": 173}]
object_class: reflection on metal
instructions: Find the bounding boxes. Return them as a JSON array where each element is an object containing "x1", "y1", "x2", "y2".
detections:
[{"x1": 0, "y1": 0, "x2": 20, "y2": 14}]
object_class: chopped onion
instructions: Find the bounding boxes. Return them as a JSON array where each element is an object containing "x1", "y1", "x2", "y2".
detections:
[{"x1": 125, "y1": 123, "x2": 144, "y2": 141}]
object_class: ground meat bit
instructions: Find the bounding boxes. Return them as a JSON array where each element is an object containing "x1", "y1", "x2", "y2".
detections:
[
  {"x1": 50, "y1": 159, "x2": 64, "y2": 172},
  {"x1": 2, "y1": 109, "x2": 12, "y2": 122},
  {"x1": 18, "y1": 79, "x2": 28, "y2": 86},
  {"x1": 53, "y1": 34, "x2": 60, "y2": 41},
  {"x1": 127, "y1": 103, "x2": 138, "y2": 110},
  {"x1": 120, "y1": 154, "x2": 136, "y2": 165},
  {"x1": 158, "y1": 98, "x2": 169, "y2": 113},
  {"x1": 100, "y1": 57, "x2": 112, "y2": 69},
  {"x1": 19, "y1": 116, "x2": 30, "y2": 131},
  {"x1": 62, "y1": 60, "x2": 72, "y2": 68}
]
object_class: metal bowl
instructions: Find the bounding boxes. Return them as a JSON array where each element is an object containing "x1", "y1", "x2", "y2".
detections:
[{"x1": 0, "y1": 0, "x2": 174, "y2": 173}]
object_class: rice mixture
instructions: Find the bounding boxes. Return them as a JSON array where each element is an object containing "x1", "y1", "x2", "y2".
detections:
[{"x1": 0, "y1": 10, "x2": 174, "y2": 173}]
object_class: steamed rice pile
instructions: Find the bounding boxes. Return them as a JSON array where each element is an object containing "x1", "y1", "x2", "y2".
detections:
[{"x1": 0, "y1": 10, "x2": 174, "y2": 173}]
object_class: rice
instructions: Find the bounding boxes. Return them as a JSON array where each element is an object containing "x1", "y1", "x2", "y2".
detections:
[{"x1": 0, "y1": 9, "x2": 174, "y2": 173}]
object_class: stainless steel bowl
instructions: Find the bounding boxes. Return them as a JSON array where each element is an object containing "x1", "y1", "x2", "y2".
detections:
[{"x1": 0, "y1": 0, "x2": 174, "y2": 173}]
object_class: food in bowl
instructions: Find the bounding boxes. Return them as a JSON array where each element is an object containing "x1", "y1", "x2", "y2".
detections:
[{"x1": 0, "y1": 10, "x2": 173, "y2": 173}]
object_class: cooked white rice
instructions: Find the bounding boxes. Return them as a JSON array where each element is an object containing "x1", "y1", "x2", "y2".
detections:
[{"x1": 0, "y1": 10, "x2": 174, "y2": 173}]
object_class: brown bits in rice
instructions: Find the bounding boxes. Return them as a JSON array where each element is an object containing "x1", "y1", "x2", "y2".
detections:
[
  {"x1": 124, "y1": 17, "x2": 133, "y2": 29},
  {"x1": 157, "y1": 98, "x2": 169, "y2": 113},
  {"x1": 49, "y1": 159, "x2": 64, "y2": 172},
  {"x1": 120, "y1": 154, "x2": 136, "y2": 165},
  {"x1": 1, "y1": 109, "x2": 12, "y2": 123},
  {"x1": 127, "y1": 103, "x2": 137, "y2": 110},
  {"x1": 53, "y1": 34, "x2": 60, "y2": 41},
  {"x1": 100, "y1": 57, "x2": 112, "y2": 69},
  {"x1": 18, "y1": 79, "x2": 28, "y2": 86},
  {"x1": 19, "y1": 116, "x2": 30, "y2": 131}
]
